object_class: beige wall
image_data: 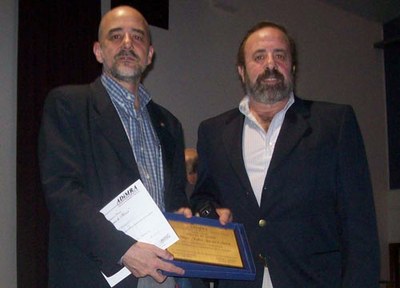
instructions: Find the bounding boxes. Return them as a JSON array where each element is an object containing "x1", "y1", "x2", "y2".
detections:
[
  {"x1": 0, "y1": 0, "x2": 17, "y2": 287},
  {"x1": 2, "y1": 1, "x2": 399, "y2": 287}
]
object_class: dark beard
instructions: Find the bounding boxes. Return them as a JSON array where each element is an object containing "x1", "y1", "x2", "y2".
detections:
[{"x1": 244, "y1": 68, "x2": 292, "y2": 104}]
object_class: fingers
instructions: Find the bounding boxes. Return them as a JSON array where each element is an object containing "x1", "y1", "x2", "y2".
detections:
[
  {"x1": 175, "y1": 207, "x2": 193, "y2": 218},
  {"x1": 149, "y1": 270, "x2": 167, "y2": 283},
  {"x1": 216, "y1": 208, "x2": 233, "y2": 225},
  {"x1": 147, "y1": 260, "x2": 185, "y2": 283},
  {"x1": 193, "y1": 206, "x2": 233, "y2": 225},
  {"x1": 121, "y1": 242, "x2": 184, "y2": 283},
  {"x1": 138, "y1": 270, "x2": 167, "y2": 283},
  {"x1": 157, "y1": 258, "x2": 185, "y2": 276}
]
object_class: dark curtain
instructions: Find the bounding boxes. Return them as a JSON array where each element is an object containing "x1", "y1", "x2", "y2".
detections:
[
  {"x1": 383, "y1": 16, "x2": 400, "y2": 189},
  {"x1": 17, "y1": 1, "x2": 101, "y2": 287}
]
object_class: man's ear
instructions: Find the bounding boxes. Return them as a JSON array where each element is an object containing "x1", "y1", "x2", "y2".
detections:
[
  {"x1": 93, "y1": 42, "x2": 104, "y2": 64},
  {"x1": 292, "y1": 65, "x2": 296, "y2": 74},
  {"x1": 237, "y1": 65, "x2": 245, "y2": 82},
  {"x1": 146, "y1": 45, "x2": 154, "y2": 65}
]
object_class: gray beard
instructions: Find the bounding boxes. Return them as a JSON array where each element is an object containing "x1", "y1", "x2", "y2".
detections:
[{"x1": 109, "y1": 64, "x2": 143, "y2": 84}]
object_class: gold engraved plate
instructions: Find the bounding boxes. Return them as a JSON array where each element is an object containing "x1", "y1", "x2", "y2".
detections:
[{"x1": 167, "y1": 220, "x2": 243, "y2": 268}]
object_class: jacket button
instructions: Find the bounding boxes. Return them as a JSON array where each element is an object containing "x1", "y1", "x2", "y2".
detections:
[{"x1": 259, "y1": 219, "x2": 267, "y2": 227}]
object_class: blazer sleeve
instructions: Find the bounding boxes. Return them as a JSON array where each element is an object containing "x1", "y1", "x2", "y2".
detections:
[
  {"x1": 336, "y1": 106, "x2": 380, "y2": 287},
  {"x1": 190, "y1": 120, "x2": 222, "y2": 212},
  {"x1": 38, "y1": 87, "x2": 135, "y2": 276}
]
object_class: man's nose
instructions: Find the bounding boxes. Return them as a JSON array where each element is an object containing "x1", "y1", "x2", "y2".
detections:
[
  {"x1": 122, "y1": 33, "x2": 133, "y2": 48},
  {"x1": 265, "y1": 54, "x2": 276, "y2": 70}
]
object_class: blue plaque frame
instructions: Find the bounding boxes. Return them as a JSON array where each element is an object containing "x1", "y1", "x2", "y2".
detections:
[{"x1": 162, "y1": 212, "x2": 256, "y2": 281}]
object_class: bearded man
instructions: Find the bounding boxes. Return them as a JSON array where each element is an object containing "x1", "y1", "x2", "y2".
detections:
[{"x1": 191, "y1": 21, "x2": 379, "y2": 288}]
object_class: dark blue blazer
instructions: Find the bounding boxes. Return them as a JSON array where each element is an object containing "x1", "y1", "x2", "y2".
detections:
[
  {"x1": 39, "y1": 78, "x2": 189, "y2": 288},
  {"x1": 192, "y1": 97, "x2": 380, "y2": 288}
]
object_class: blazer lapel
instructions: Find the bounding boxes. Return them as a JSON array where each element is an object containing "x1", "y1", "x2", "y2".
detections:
[
  {"x1": 259, "y1": 98, "x2": 311, "y2": 209},
  {"x1": 222, "y1": 111, "x2": 256, "y2": 200},
  {"x1": 89, "y1": 79, "x2": 139, "y2": 173},
  {"x1": 268, "y1": 97, "x2": 311, "y2": 173}
]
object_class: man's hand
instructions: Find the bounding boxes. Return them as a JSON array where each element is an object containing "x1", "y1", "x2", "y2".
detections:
[
  {"x1": 216, "y1": 208, "x2": 232, "y2": 225},
  {"x1": 174, "y1": 207, "x2": 193, "y2": 218},
  {"x1": 121, "y1": 242, "x2": 184, "y2": 283}
]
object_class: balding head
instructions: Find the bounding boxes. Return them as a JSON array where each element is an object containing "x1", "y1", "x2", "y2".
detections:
[{"x1": 98, "y1": 6, "x2": 151, "y2": 44}]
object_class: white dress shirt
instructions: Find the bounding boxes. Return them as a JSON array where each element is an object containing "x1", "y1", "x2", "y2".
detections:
[
  {"x1": 239, "y1": 94, "x2": 294, "y2": 205},
  {"x1": 239, "y1": 94, "x2": 294, "y2": 288}
]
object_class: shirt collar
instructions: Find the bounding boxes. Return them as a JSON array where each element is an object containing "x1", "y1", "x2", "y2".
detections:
[
  {"x1": 239, "y1": 92, "x2": 295, "y2": 119},
  {"x1": 101, "y1": 73, "x2": 151, "y2": 110}
]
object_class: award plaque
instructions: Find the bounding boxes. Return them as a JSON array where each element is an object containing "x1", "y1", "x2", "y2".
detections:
[{"x1": 163, "y1": 213, "x2": 255, "y2": 280}]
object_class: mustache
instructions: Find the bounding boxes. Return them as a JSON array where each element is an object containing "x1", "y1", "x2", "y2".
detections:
[
  {"x1": 257, "y1": 68, "x2": 284, "y2": 83},
  {"x1": 115, "y1": 49, "x2": 139, "y2": 60}
]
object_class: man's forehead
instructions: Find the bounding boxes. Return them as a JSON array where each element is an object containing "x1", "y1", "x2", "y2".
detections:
[
  {"x1": 244, "y1": 30, "x2": 289, "y2": 56},
  {"x1": 99, "y1": 8, "x2": 148, "y2": 37},
  {"x1": 103, "y1": 17, "x2": 146, "y2": 31},
  {"x1": 247, "y1": 27, "x2": 289, "y2": 46}
]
